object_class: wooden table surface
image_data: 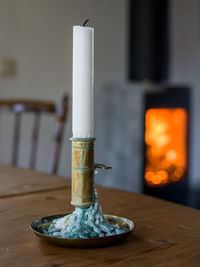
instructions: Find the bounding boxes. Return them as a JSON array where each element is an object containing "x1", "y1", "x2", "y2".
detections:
[
  {"x1": 1, "y1": 166, "x2": 200, "y2": 266},
  {"x1": 0, "y1": 164, "x2": 70, "y2": 198}
]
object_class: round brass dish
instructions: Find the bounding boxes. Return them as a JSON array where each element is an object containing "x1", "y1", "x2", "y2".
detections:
[{"x1": 30, "y1": 213, "x2": 135, "y2": 248}]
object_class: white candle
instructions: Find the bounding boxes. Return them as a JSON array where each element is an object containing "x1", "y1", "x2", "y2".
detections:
[{"x1": 72, "y1": 24, "x2": 94, "y2": 138}]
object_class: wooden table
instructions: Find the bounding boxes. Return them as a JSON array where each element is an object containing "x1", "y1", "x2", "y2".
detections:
[
  {"x1": 1, "y1": 165, "x2": 200, "y2": 266},
  {"x1": 0, "y1": 164, "x2": 70, "y2": 198}
]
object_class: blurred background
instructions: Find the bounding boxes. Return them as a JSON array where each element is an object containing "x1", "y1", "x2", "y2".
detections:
[{"x1": 0, "y1": 0, "x2": 200, "y2": 207}]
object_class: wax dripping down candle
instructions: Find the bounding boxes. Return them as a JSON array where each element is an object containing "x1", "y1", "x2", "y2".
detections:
[
  {"x1": 45, "y1": 190, "x2": 128, "y2": 238},
  {"x1": 72, "y1": 19, "x2": 94, "y2": 138}
]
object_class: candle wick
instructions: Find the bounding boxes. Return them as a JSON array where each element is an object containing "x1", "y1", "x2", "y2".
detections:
[{"x1": 83, "y1": 19, "x2": 89, "y2": 27}]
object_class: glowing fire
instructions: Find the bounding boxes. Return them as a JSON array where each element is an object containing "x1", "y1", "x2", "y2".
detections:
[{"x1": 145, "y1": 108, "x2": 187, "y2": 186}]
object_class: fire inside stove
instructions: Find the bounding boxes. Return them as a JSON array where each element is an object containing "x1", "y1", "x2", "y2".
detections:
[{"x1": 145, "y1": 108, "x2": 187, "y2": 187}]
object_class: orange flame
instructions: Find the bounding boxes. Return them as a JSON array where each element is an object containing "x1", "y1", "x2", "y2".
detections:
[{"x1": 145, "y1": 108, "x2": 187, "y2": 186}]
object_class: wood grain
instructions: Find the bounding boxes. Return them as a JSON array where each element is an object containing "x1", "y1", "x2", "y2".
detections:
[
  {"x1": 0, "y1": 164, "x2": 70, "y2": 198},
  {"x1": 1, "y1": 182, "x2": 200, "y2": 266}
]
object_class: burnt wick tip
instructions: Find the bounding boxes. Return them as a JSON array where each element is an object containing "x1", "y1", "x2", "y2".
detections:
[{"x1": 83, "y1": 19, "x2": 89, "y2": 27}]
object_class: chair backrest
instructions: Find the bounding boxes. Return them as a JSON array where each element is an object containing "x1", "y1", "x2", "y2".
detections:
[{"x1": 0, "y1": 94, "x2": 68, "y2": 174}]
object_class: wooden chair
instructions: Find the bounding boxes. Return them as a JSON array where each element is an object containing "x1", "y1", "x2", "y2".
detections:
[{"x1": 0, "y1": 94, "x2": 68, "y2": 174}]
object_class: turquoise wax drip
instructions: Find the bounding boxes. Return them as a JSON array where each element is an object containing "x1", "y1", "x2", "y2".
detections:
[{"x1": 45, "y1": 190, "x2": 127, "y2": 238}]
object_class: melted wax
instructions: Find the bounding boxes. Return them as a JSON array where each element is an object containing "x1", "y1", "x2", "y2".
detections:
[{"x1": 45, "y1": 191, "x2": 127, "y2": 238}]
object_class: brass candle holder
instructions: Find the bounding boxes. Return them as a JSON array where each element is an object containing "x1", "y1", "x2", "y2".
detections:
[
  {"x1": 71, "y1": 138, "x2": 95, "y2": 207},
  {"x1": 30, "y1": 137, "x2": 135, "y2": 248},
  {"x1": 70, "y1": 137, "x2": 111, "y2": 207}
]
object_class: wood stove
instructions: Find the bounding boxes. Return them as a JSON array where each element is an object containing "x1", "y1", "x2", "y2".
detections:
[{"x1": 143, "y1": 86, "x2": 191, "y2": 205}]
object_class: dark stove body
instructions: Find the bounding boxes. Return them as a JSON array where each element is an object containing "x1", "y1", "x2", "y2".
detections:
[{"x1": 143, "y1": 86, "x2": 191, "y2": 205}]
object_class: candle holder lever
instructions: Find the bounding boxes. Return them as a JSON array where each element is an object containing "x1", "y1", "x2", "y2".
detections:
[{"x1": 94, "y1": 163, "x2": 112, "y2": 170}]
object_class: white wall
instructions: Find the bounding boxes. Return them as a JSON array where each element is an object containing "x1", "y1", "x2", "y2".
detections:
[
  {"x1": 2, "y1": 0, "x2": 199, "y2": 191},
  {"x1": 170, "y1": 0, "x2": 200, "y2": 187},
  {"x1": 0, "y1": 0, "x2": 128, "y2": 177}
]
